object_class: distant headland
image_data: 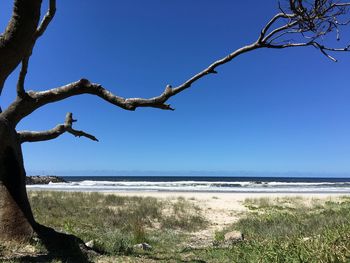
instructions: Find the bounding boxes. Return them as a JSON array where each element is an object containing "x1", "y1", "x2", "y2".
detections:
[{"x1": 26, "y1": 175, "x2": 66, "y2": 185}]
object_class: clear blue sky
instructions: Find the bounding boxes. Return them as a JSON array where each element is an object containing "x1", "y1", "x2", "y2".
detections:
[{"x1": 1, "y1": 1, "x2": 350, "y2": 176}]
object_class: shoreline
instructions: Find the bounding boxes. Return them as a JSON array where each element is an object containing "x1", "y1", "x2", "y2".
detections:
[
  {"x1": 27, "y1": 188, "x2": 350, "y2": 195},
  {"x1": 26, "y1": 176, "x2": 350, "y2": 193}
]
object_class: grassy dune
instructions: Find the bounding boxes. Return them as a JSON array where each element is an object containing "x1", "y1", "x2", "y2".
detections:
[
  {"x1": 208, "y1": 196, "x2": 350, "y2": 263},
  {"x1": 29, "y1": 192, "x2": 207, "y2": 257},
  {"x1": 1, "y1": 192, "x2": 350, "y2": 262}
]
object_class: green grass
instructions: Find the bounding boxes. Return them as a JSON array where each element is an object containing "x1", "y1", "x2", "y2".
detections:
[
  {"x1": 194, "y1": 196, "x2": 350, "y2": 263},
  {"x1": 28, "y1": 191, "x2": 207, "y2": 257},
  {"x1": 2, "y1": 193, "x2": 350, "y2": 262},
  {"x1": 161, "y1": 197, "x2": 206, "y2": 231}
]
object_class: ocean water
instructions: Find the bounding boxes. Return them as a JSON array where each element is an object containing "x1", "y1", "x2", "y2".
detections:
[{"x1": 26, "y1": 176, "x2": 350, "y2": 193}]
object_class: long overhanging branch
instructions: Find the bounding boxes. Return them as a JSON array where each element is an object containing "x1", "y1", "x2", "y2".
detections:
[
  {"x1": 3, "y1": 42, "x2": 260, "y2": 125},
  {"x1": 2, "y1": 0, "x2": 350, "y2": 141},
  {"x1": 30, "y1": 43, "x2": 259, "y2": 111},
  {"x1": 18, "y1": 112, "x2": 98, "y2": 143}
]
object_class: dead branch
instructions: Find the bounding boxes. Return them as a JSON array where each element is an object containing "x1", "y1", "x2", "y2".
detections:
[
  {"x1": 257, "y1": 0, "x2": 350, "y2": 61},
  {"x1": 16, "y1": 56, "x2": 29, "y2": 97},
  {"x1": 0, "y1": 0, "x2": 42, "y2": 94},
  {"x1": 22, "y1": 43, "x2": 258, "y2": 114},
  {"x1": 2, "y1": 0, "x2": 349, "y2": 134},
  {"x1": 18, "y1": 112, "x2": 98, "y2": 143},
  {"x1": 35, "y1": 0, "x2": 56, "y2": 39},
  {"x1": 16, "y1": 0, "x2": 56, "y2": 98}
]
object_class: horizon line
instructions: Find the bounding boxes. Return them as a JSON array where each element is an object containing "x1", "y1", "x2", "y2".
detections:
[{"x1": 27, "y1": 170, "x2": 350, "y2": 178}]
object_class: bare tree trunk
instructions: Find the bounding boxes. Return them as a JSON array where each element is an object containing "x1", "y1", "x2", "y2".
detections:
[
  {"x1": 0, "y1": 117, "x2": 35, "y2": 240},
  {"x1": 0, "y1": 0, "x2": 349, "y2": 256}
]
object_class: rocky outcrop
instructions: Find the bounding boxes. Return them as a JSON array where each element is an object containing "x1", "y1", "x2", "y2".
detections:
[{"x1": 26, "y1": 176, "x2": 66, "y2": 185}]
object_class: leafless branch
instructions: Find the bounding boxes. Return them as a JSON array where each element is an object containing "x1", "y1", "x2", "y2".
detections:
[
  {"x1": 16, "y1": 56, "x2": 29, "y2": 97},
  {"x1": 266, "y1": 29, "x2": 301, "y2": 44},
  {"x1": 18, "y1": 112, "x2": 98, "y2": 143},
  {"x1": 16, "y1": 0, "x2": 56, "y2": 98},
  {"x1": 35, "y1": 0, "x2": 56, "y2": 39},
  {"x1": 265, "y1": 39, "x2": 350, "y2": 61},
  {"x1": 3, "y1": 0, "x2": 349, "y2": 128},
  {"x1": 10, "y1": 43, "x2": 257, "y2": 120},
  {"x1": 258, "y1": 13, "x2": 296, "y2": 42},
  {"x1": 286, "y1": 0, "x2": 350, "y2": 41},
  {"x1": 257, "y1": 0, "x2": 350, "y2": 61},
  {"x1": 262, "y1": 20, "x2": 299, "y2": 43}
]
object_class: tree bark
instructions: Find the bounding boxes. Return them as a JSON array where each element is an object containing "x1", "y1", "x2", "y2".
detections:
[
  {"x1": 0, "y1": 0, "x2": 42, "y2": 94},
  {"x1": 0, "y1": 117, "x2": 35, "y2": 240}
]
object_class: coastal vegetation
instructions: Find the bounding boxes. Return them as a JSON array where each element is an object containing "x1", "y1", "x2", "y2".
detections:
[
  {"x1": 1, "y1": 0, "x2": 350, "y2": 248},
  {"x1": 1, "y1": 192, "x2": 349, "y2": 262},
  {"x1": 210, "y1": 196, "x2": 350, "y2": 262}
]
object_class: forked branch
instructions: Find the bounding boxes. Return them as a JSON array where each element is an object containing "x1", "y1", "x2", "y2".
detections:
[
  {"x1": 4, "y1": 0, "x2": 350, "y2": 142},
  {"x1": 24, "y1": 43, "x2": 257, "y2": 114},
  {"x1": 18, "y1": 112, "x2": 98, "y2": 143},
  {"x1": 259, "y1": 0, "x2": 350, "y2": 61},
  {"x1": 36, "y1": 0, "x2": 56, "y2": 39},
  {"x1": 16, "y1": 0, "x2": 56, "y2": 98}
]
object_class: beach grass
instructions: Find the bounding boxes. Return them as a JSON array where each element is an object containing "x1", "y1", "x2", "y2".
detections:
[
  {"x1": 1, "y1": 192, "x2": 350, "y2": 262},
  {"x1": 27, "y1": 191, "x2": 207, "y2": 257},
  {"x1": 200, "y1": 196, "x2": 350, "y2": 263}
]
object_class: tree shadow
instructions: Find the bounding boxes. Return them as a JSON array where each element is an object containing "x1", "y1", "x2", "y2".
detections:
[
  {"x1": 139, "y1": 248, "x2": 208, "y2": 263},
  {"x1": 146, "y1": 255, "x2": 207, "y2": 263},
  {"x1": 17, "y1": 224, "x2": 97, "y2": 263}
]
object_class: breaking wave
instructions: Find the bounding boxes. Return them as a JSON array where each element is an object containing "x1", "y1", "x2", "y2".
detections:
[{"x1": 27, "y1": 177, "x2": 350, "y2": 193}]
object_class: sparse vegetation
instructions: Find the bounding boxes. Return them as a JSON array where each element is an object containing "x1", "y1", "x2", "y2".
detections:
[
  {"x1": 1, "y1": 193, "x2": 350, "y2": 262},
  {"x1": 26, "y1": 191, "x2": 207, "y2": 257},
  {"x1": 199, "y1": 196, "x2": 350, "y2": 263},
  {"x1": 161, "y1": 197, "x2": 207, "y2": 231}
]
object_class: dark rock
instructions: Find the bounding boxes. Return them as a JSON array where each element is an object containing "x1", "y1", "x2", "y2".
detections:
[
  {"x1": 133, "y1": 243, "x2": 152, "y2": 251},
  {"x1": 85, "y1": 240, "x2": 95, "y2": 248},
  {"x1": 26, "y1": 175, "x2": 67, "y2": 185}
]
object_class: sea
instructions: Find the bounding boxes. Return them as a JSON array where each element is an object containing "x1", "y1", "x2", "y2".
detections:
[{"x1": 26, "y1": 176, "x2": 350, "y2": 193}]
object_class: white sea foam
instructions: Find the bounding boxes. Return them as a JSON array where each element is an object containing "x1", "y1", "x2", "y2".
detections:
[{"x1": 28, "y1": 180, "x2": 350, "y2": 193}]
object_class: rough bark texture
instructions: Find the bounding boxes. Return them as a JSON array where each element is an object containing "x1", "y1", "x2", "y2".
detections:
[
  {"x1": 0, "y1": 117, "x2": 35, "y2": 240},
  {"x1": 0, "y1": 0, "x2": 42, "y2": 94},
  {"x1": 0, "y1": 0, "x2": 42, "y2": 242}
]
